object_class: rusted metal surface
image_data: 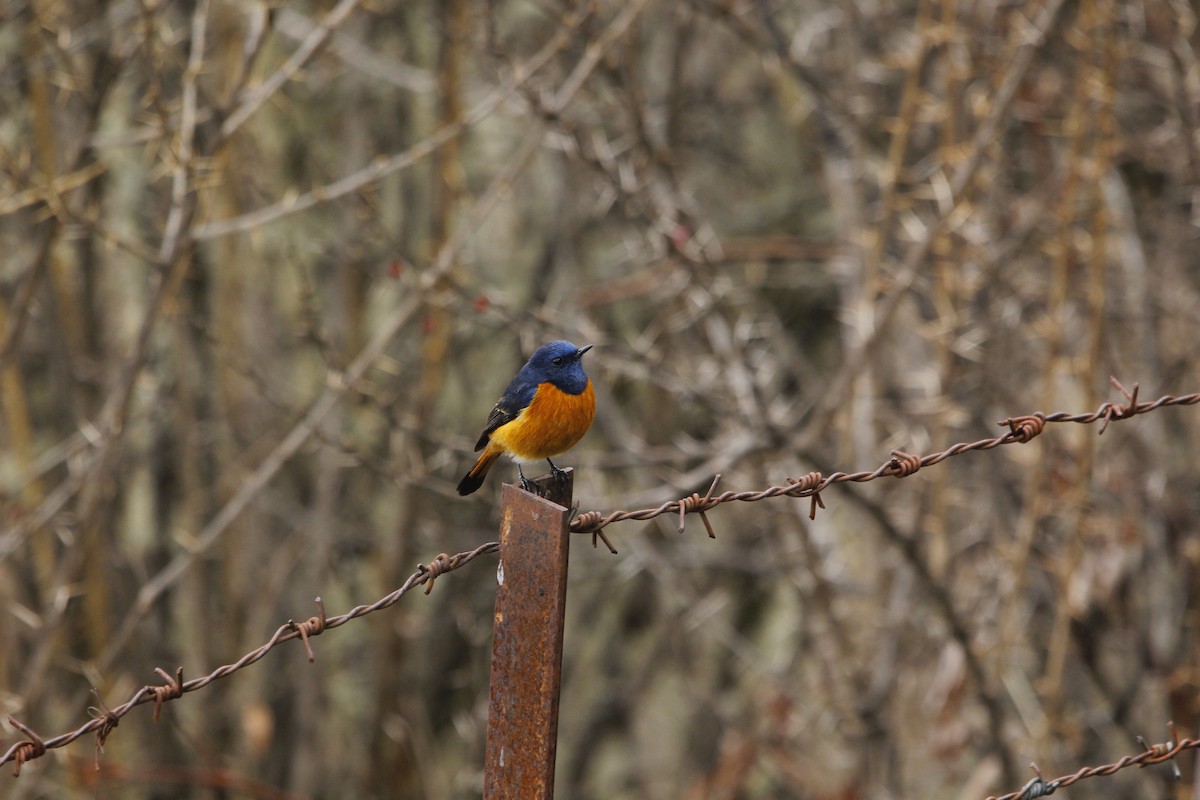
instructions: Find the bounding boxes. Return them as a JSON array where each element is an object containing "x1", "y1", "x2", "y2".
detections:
[{"x1": 483, "y1": 470, "x2": 573, "y2": 800}]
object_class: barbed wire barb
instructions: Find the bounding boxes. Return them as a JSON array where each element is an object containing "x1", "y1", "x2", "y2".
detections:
[
  {"x1": 5, "y1": 717, "x2": 45, "y2": 777},
  {"x1": 678, "y1": 473, "x2": 721, "y2": 537},
  {"x1": 1099, "y1": 376, "x2": 1138, "y2": 434},
  {"x1": 419, "y1": 553, "x2": 452, "y2": 595},
  {"x1": 288, "y1": 597, "x2": 327, "y2": 663},
  {"x1": 1014, "y1": 762, "x2": 1059, "y2": 799},
  {"x1": 1136, "y1": 721, "x2": 1183, "y2": 778},
  {"x1": 151, "y1": 667, "x2": 184, "y2": 723},
  {"x1": 87, "y1": 688, "x2": 119, "y2": 771}
]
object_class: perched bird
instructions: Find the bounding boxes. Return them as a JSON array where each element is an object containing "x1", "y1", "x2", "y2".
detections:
[{"x1": 457, "y1": 340, "x2": 596, "y2": 496}]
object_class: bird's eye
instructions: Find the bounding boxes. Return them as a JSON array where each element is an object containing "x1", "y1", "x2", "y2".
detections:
[{"x1": 552, "y1": 357, "x2": 564, "y2": 366}]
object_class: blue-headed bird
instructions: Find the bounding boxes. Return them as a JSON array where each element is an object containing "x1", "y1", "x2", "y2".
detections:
[{"x1": 457, "y1": 340, "x2": 595, "y2": 496}]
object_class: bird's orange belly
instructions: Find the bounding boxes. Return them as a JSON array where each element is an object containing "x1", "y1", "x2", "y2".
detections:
[{"x1": 490, "y1": 380, "x2": 595, "y2": 462}]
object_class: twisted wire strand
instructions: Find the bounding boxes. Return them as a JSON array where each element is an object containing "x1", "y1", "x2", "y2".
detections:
[
  {"x1": 987, "y1": 725, "x2": 1195, "y2": 800},
  {"x1": 570, "y1": 384, "x2": 1200, "y2": 540},
  {"x1": 4, "y1": 381, "x2": 1198, "y2": 782},
  {"x1": 1, "y1": 542, "x2": 498, "y2": 775}
]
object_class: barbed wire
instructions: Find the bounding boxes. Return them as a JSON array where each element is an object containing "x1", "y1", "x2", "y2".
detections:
[
  {"x1": 0, "y1": 542, "x2": 498, "y2": 775},
  {"x1": 987, "y1": 722, "x2": 1194, "y2": 800},
  {"x1": 570, "y1": 379, "x2": 1200, "y2": 552},
  {"x1": 4, "y1": 379, "x2": 1199, "y2": 787}
]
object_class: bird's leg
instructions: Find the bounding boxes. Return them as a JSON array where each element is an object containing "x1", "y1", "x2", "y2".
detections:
[
  {"x1": 547, "y1": 457, "x2": 569, "y2": 486},
  {"x1": 517, "y1": 463, "x2": 533, "y2": 493}
]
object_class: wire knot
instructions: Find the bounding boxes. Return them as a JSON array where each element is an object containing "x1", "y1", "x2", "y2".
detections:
[
  {"x1": 678, "y1": 489, "x2": 719, "y2": 517},
  {"x1": 567, "y1": 509, "x2": 621, "y2": 553},
  {"x1": 1015, "y1": 776, "x2": 1058, "y2": 800},
  {"x1": 1138, "y1": 721, "x2": 1183, "y2": 770},
  {"x1": 88, "y1": 690, "x2": 119, "y2": 770},
  {"x1": 569, "y1": 511, "x2": 618, "y2": 553},
  {"x1": 290, "y1": 597, "x2": 328, "y2": 662},
  {"x1": 1016, "y1": 763, "x2": 1060, "y2": 799},
  {"x1": 6, "y1": 717, "x2": 45, "y2": 777},
  {"x1": 1099, "y1": 377, "x2": 1140, "y2": 434},
  {"x1": 888, "y1": 451, "x2": 922, "y2": 478},
  {"x1": 676, "y1": 475, "x2": 722, "y2": 538},
  {"x1": 1000, "y1": 414, "x2": 1045, "y2": 443},
  {"x1": 151, "y1": 667, "x2": 185, "y2": 723},
  {"x1": 419, "y1": 553, "x2": 453, "y2": 595},
  {"x1": 785, "y1": 472, "x2": 826, "y2": 519},
  {"x1": 571, "y1": 510, "x2": 603, "y2": 532},
  {"x1": 1138, "y1": 738, "x2": 1172, "y2": 762}
]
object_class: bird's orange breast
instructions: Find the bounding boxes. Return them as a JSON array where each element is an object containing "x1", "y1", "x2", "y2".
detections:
[{"x1": 488, "y1": 380, "x2": 595, "y2": 462}]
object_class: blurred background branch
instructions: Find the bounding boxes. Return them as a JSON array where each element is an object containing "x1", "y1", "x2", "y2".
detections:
[{"x1": 3, "y1": 0, "x2": 1200, "y2": 797}]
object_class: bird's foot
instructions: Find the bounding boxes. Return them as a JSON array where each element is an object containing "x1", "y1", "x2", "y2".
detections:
[
  {"x1": 517, "y1": 465, "x2": 535, "y2": 494},
  {"x1": 547, "y1": 459, "x2": 569, "y2": 487}
]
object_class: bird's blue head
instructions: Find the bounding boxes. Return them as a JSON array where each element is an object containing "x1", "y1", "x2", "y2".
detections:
[{"x1": 523, "y1": 340, "x2": 593, "y2": 395}]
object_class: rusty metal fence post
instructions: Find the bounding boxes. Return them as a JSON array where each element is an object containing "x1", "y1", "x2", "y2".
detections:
[{"x1": 483, "y1": 470, "x2": 573, "y2": 799}]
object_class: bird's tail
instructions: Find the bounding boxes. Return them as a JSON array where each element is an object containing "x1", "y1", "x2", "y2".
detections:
[{"x1": 457, "y1": 447, "x2": 502, "y2": 495}]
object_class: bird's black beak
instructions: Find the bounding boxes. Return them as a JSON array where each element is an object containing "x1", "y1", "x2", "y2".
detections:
[{"x1": 576, "y1": 344, "x2": 594, "y2": 358}]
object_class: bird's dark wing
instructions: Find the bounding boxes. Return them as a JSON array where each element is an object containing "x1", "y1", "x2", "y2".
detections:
[{"x1": 474, "y1": 377, "x2": 538, "y2": 451}]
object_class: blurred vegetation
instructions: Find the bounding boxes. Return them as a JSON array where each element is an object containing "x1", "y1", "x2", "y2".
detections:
[{"x1": 2, "y1": 0, "x2": 1200, "y2": 797}]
